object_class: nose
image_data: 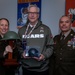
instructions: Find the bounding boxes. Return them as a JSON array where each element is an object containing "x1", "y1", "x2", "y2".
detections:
[
  {"x1": 3, "y1": 25, "x2": 7, "y2": 29},
  {"x1": 31, "y1": 13, "x2": 34, "y2": 16},
  {"x1": 62, "y1": 22, "x2": 66, "y2": 25}
]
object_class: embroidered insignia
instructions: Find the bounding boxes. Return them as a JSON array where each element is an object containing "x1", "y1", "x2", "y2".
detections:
[
  {"x1": 67, "y1": 40, "x2": 72, "y2": 47},
  {"x1": 67, "y1": 35, "x2": 75, "y2": 48},
  {"x1": 40, "y1": 27, "x2": 44, "y2": 30},
  {"x1": 40, "y1": 30, "x2": 44, "y2": 32},
  {"x1": 71, "y1": 34, "x2": 73, "y2": 36},
  {"x1": 50, "y1": 34, "x2": 53, "y2": 38},
  {"x1": 40, "y1": 27, "x2": 44, "y2": 32}
]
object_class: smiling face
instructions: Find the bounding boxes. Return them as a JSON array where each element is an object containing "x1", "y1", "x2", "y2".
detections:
[
  {"x1": 59, "y1": 16, "x2": 72, "y2": 34},
  {"x1": 28, "y1": 6, "x2": 39, "y2": 25},
  {"x1": 0, "y1": 19, "x2": 9, "y2": 37}
]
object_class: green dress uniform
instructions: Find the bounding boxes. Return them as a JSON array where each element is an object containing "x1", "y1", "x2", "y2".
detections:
[{"x1": 53, "y1": 29, "x2": 75, "y2": 75}]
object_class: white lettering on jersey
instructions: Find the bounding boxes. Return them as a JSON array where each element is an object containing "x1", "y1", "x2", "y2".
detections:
[{"x1": 22, "y1": 34, "x2": 44, "y2": 38}]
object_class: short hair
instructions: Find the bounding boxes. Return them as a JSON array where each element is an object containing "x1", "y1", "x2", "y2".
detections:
[
  {"x1": 27, "y1": 4, "x2": 40, "y2": 13},
  {"x1": 59, "y1": 15, "x2": 72, "y2": 23},
  {"x1": 0, "y1": 18, "x2": 9, "y2": 26}
]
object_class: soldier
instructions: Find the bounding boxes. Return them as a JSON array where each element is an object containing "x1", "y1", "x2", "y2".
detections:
[
  {"x1": 53, "y1": 15, "x2": 75, "y2": 75},
  {"x1": 0, "y1": 18, "x2": 9, "y2": 75},
  {"x1": 0, "y1": 18, "x2": 19, "y2": 75}
]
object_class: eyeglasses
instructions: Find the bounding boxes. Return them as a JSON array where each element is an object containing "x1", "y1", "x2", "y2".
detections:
[{"x1": 28, "y1": 12, "x2": 39, "y2": 15}]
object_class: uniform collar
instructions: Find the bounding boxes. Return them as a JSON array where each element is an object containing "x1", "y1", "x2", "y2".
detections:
[{"x1": 62, "y1": 29, "x2": 71, "y2": 38}]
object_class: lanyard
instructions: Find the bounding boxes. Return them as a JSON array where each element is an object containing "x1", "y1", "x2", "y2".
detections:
[{"x1": 24, "y1": 23, "x2": 37, "y2": 38}]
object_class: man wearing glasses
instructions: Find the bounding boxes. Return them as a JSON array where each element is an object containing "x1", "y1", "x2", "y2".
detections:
[{"x1": 18, "y1": 4, "x2": 53, "y2": 75}]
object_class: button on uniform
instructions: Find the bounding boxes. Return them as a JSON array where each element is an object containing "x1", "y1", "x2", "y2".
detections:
[
  {"x1": 60, "y1": 58, "x2": 62, "y2": 60},
  {"x1": 60, "y1": 53, "x2": 62, "y2": 55},
  {"x1": 60, "y1": 48, "x2": 62, "y2": 50}
]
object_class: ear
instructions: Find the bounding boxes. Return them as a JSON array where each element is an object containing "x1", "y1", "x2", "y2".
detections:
[{"x1": 38, "y1": 14, "x2": 39, "y2": 18}]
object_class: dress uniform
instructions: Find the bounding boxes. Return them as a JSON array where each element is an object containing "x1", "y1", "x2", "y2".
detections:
[{"x1": 53, "y1": 29, "x2": 75, "y2": 75}]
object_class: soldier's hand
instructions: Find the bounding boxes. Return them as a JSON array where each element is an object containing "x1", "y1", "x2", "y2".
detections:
[{"x1": 3, "y1": 45, "x2": 13, "y2": 56}]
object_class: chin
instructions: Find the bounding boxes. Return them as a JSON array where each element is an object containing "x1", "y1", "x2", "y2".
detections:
[
  {"x1": 2, "y1": 32, "x2": 7, "y2": 35},
  {"x1": 30, "y1": 21, "x2": 36, "y2": 24},
  {"x1": 62, "y1": 30, "x2": 69, "y2": 32}
]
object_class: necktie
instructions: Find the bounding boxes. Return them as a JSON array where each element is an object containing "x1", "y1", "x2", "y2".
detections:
[{"x1": 61, "y1": 35, "x2": 65, "y2": 41}]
